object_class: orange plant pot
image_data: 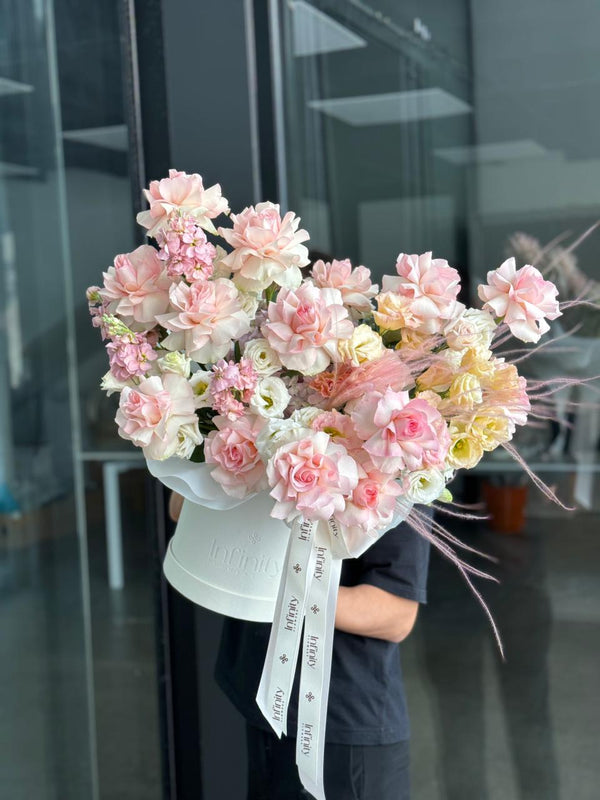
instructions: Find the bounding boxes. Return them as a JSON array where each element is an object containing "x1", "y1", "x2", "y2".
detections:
[{"x1": 482, "y1": 483, "x2": 528, "y2": 535}]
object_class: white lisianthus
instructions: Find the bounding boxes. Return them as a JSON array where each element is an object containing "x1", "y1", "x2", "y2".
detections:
[
  {"x1": 337, "y1": 324, "x2": 384, "y2": 365},
  {"x1": 211, "y1": 245, "x2": 232, "y2": 279},
  {"x1": 250, "y1": 376, "x2": 291, "y2": 418},
  {"x1": 291, "y1": 406, "x2": 323, "y2": 426},
  {"x1": 100, "y1": 371, "x2": 134, "y2": 396},
  {"x1": 243, "y1": 337, "x2": 281, "y2": 376},
  {"x1": 255, "y1": 418, "x2": 311, "y2": 461},
  {"x1": 445, "y1": 308, "x2": 496, "y2": 352},
  {"x1": 405, "y1": 468, "x2": 446, "y2": 505},
  {"x1": 237, "y1": 290, "x2": 261, "y2": 318},
  {"x1": 157, "y1": 350, "x2": 191, "y2": 378},
  {"x1": 189, "y1": 370, "x2": 213, "y2": 408},
  {"x1": 174, "y1": 421, "x2": 203, "y2": 459}
]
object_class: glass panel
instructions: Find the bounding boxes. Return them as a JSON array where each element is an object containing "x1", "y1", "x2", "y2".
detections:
[
  {"x1": 1, "y1": 2, "x2": 162, "y2": 798},
  {"x1": 276, "y1": 2, "x2": 600, "y2": 798}
]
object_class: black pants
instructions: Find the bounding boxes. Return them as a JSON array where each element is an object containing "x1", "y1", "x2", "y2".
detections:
[{"x1": 246, "y1": 724, "x2": 410, "y2": 800}]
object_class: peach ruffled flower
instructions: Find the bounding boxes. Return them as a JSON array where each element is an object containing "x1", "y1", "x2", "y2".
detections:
[
  {"x1": 337, "y1": 465, "x2": 403, "y2": 535},
  {"x1": 311, "y1": 258, "x2": 378, "y2": 316},
  {"x1": 262, "y1": 283, "x2": 353, "y2": 375},
  {"x1": 157, "y1": 278, "x2": 250, "y2": 363},
  {"x1": 478, "y1": 258, "x2": 561, "y2": 343},
  {"x1": 204, "y1": 413, "x2": 267, "y2": 498},
  {"x1": 267, "y1": 431, "x2": 358, "y2": 522},
  {"x1": 219, "y1": 202, "x2": 310, "y2": 292},
  {"x1": 381, "y1": 252, "x2": 461, "y2": 334},
  {"x1": 116, "y1": 373, "x2": 199, "y2": 460},
  {"x1": 101, "y1": 245, "x2": 171, "y2": 328},
  {"x1": 136, "y1": 169, "x2": 229, "y2": 236}
]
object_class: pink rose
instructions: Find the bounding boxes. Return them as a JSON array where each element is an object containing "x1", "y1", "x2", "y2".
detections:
[
  {"x1": 381, "y1": 252, "x2": 461, "y2": 333},
  {"x1": 267, "y1": 431, "x2": 359, "y2": 522},
  {"x1": 261, "y1": 283, "x2": 353, "y2": 375},
  {"x1": 219, "y1": 201, "x2": 310, "y2": 291},
  {"x1": 101, "y1": 245, "x2": 171, "y2": 327},
  {"x1": 157, "y1": 278, "x2": 251, "y2": 363},
  {"x1": 136, "y1": 169, "x2": 229, "y2": 236},
  {"x1": 116, "y1": 373, "x2": 198, "y2": 460},
  {"x1": 337, "y1": 467, "x2": 403, "y2": 535},
  {"x1": 478, "y1": 258, "x2": 561, "y2": 343},
  {"x1": 311, "y1": 258, "x2": 378, "y2": 316},
  {"x1": 350, "y1": 388, "x2": 450, "y2": 472},
  {"x1": 204, "y1": 414, "x2": 267, "y2": 498}
]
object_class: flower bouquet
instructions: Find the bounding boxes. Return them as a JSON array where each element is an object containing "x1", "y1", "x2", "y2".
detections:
[{"x1": 87, "y1": 169, "x2": 567, "y2": 800}]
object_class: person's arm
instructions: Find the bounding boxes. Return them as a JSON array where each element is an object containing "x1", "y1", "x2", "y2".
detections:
[
  {"x1": 169, "y1": 491, "x2": 184, "y2": 522},
  {"x1": 335, "y1": 584, "x2": 418, "y2": 644}
]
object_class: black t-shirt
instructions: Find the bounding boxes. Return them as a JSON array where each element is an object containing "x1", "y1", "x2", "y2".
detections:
[{"x1": 215, "y1": 520, "x2": 430, "y2": 745}]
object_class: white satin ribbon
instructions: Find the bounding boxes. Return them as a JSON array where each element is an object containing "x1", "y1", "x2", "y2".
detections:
[{"x1": 256, "y1": 510, "x2": 412, "y2": 800}]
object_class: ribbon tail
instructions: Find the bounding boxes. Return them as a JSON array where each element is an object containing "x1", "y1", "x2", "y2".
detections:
[
  {"x1": 296, "y1": 522, "x2": 343, "y2": 800},
  {"x1": 256, "y1": 517, "x2": 317, "y2": 737}
]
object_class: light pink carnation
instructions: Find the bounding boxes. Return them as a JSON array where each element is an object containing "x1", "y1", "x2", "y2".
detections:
[
  {"x1": 381, "y1": 252, "x2": 461, "y2": 333},
  {"x1": 311, "y1": 258, "x2": 378, "y2": 315},
  {"x1": 107, "y1": 332, "x2": 157, "y2": 381},
  {"x1": 261, "y1": 283, "x2": 353, "y2": 375},
  {"x1": 204, "y1": 414, "x2": 267, "y2": 498},
  {"x1": 156, "y1": 214, "x2": 216, "y2": 282},
  {"x1": 219, "y1": 202, "x2": 310, "y2": 291},
  {"x1": 157, "y1": 278, "x2": 250, "y2": 363},
  {"x1": 115, "y1": 373, "x2": 198, "y2": 460},
  {"x1": 267, "y1": 431, "x2": 359, "y2": 522},
  {"x1": 310, "y1": 410, "x2": 362, "y2": 452},
  {"x1": 337, "y1": 467, "x2": 403, "y2": 535},
  {"x1": 101, "y1": 245, "x2": 171, "y2": 327},
  {"x1": 478, "y1": 257, "x2": 561, "y2": 343},
  {"x1": 136, "y1": 169, "x2": 229, "y2": 236},
  {"x1": 350, "y1": 388, "x2": 450, "y2": 472}
]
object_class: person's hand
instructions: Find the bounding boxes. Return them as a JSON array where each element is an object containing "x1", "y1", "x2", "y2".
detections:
[{"x1": 169, "y1": 491, "x2": 184, "y2": 522}]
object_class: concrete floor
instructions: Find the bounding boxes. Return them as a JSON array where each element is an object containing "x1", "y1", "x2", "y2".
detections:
[{"x1": 1, "y1": 475, "x2": 599, "y2": 799}]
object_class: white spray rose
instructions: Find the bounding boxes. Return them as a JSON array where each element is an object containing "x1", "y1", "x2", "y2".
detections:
[
  {"x1": 405, "y1": 468, "x2": 446, "y2": 505},
  {"x1": 243, "y1": 337, "x2": 281, "y2": 375},
  {"x1": 174, "y1": 421, "x2": 203, "y2": 459},
  {"x1": 250, "y1": 376, "x2": 291, "y2": 418},
  {"x1": 445, "y1": 308, "x2": 496, "y2": 352},
  {"x1": 337, "y1": 324, "x2": 383, "y2": 365},
  {"x1": 237, "y1": 290, "x2": 261, "y2": 318},
  {"x1": 189, "y1": 370, "x2": 213, "y2": 408},
  {"x1": 291, "y1": 406, "x2": 323, "y2": 426},
  {"x1": 255, "y1": 418, "x2": 311, "y2": 462},
  {"x1": 157, "y1": 350, "x2": 192, "y2": 378}
]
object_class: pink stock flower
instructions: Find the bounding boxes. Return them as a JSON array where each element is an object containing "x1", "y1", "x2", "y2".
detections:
[
  {"x1": 101, "y1": 245, "x2": 171, "y2": 327},
  {"x1": 337, "y1": 467, "x2": 403, "y2": 535},
  {"x1": 261, "y1": 283, "x2": 353, "y2": 375},
  {"x1": 157, "y1": 278, "x2": 251, "y2": 363},
  {"x1": 311, "y1": 258, "x2": 378, "y2": 315},
  {"x1": 107, "y1": 332, "x2": 157, "y2": 381},
  {"x1": 136, "y1": 169, "x2": 229, "y2": 236},
  {"x1": 478, "y1": 258, "x2": 561, "y2": 343},
  {"x1": 156, "y1": 214, "x2": 216, "y2": 282},
  {"x1": 204, "y1": 414, "x2": 267, "y2": 498},
  {"x1": 115, "y1": 373, "x2": 198, "y2": 460},
  {"x1": 267, "y1": 431, "x2": 359, "y2": 522},
  {"x1": 209, "y1": 358, "x2": 258, "y2": 420},
  {"x1": 350, "y1": 388, "x2": 450, "y2": 472},
  {"x1": 219, "y1": 202, "x2": 310, "y2": 291},
  {"x1": 381, "y1": 252, "x2": 461, "y2": 333}
]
